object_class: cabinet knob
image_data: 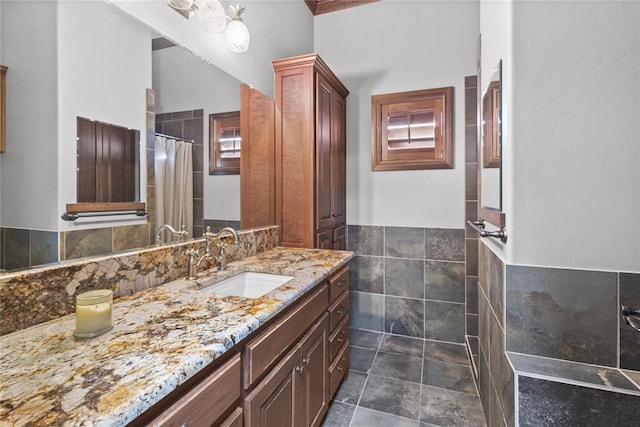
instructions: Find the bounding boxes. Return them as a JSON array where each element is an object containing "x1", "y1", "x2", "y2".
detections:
[
  {"x1": 296, "y1": 365, "x2": 305, "y2": 374},
  {"x1": 302, "y1": 357, "x2": 311, "y2": 366}
]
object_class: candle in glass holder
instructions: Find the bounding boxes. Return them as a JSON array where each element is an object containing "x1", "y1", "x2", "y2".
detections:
[{"x1": 73, "y1": 289, "x2": 113, "y2": 338}]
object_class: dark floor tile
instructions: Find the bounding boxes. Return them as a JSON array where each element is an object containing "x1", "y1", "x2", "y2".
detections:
[
  {"x1": 419, "y1": 385, "x2": 486, "y2": 426},
  {"x1": 359, "y1": 374, "x2": 421, "y2": 420},
  {"x1": 378, "y1": 334, "x2": 424, "y2": 357},
  {"x1": 349, "y1": 347, "x2": 376, "y2": 374},
  {"x1": 371, "y1": 352, "x2": 423, "y2": 383},
  {"x1": 321, "y1": 401, "x2": 355, "y2": 427},
  {"x1": 334, "y1": 370, "x2": 368, "y2": 405},
  {"x1": 422, "y1": 359, "x2": 476, "y2": 395},
  {"x1": 424, "y1": 300, "x2": 465, "y2": 343},
  {"x1": 351, "y1": 407, "x2": 419, "y2": 427},
  {"x1": 623, "y1": 370, "x2": 640, "y2": 388},
  {"x1": 423, "y1": 340, "x2": 469, "y2": 366},
  {"x1": 350, "y1": 328, "x2": 383, "y2": 350},
  {"x1": 385, "y1": 296, "x2": 424, "y2": 338}
]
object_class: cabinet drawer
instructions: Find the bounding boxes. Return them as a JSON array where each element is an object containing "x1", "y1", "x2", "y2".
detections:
[
  {"x1": 243, "y1": 284, "x2": 329, "y2": 389},
  {"x1": 150, "y1": 354, "x2": 241, "y2": 427},
  {"x1": 329, "y1": 341, "x2": 349, "y2": 398},
  {"x1": 329, "y1": 316, "x2": 349, "y2": 363},
  {"x1": 328, "y1": 291, "x2": 349, "y2": 332},
  {"x1": 219, "y1": 407, "x2": 243, "y2": 427},
  {"x1": 328, "y1": 267, "x2": 349, "y2": 304}
]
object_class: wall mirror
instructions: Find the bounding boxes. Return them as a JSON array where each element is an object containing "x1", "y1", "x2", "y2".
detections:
[
  {"x1": 0, "y1": 0, "x2": 246, "y2": 272},
  {"x1": 479, "y1": 59, "x2": 505, "y2": 228}
]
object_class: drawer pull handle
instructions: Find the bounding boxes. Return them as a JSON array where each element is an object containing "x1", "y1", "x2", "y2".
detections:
[
  {"x1": 337, "y1": 366, "x2": 344, "y2": 371},
  {"x1": 337, "y1": 310, "x2": 344, "y2": 315},
  {"x1": 341, "y1": 330, "x2": 347, "y2": 335},
  {"x1": 337, "y1": 279, "x2": 347, "y2": 287},
  {"x1": 337, "y1": 338, "x2": 344, "y2": 343}
]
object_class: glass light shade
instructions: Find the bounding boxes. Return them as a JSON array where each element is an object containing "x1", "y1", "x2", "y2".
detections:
[
  {"x1": 199, "y1": 0, "x2": 226, "y2": 33},
  {"x1": 168, "y1": 0, "x2": 194, "y2": 11},
  {"x1": 225, "y1": 19, "x2": 250, "y2": 53}
]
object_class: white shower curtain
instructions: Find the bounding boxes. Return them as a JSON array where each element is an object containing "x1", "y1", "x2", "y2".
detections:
[{"x1": 155, "y1": 135, "x2": 193, "y2": 240}]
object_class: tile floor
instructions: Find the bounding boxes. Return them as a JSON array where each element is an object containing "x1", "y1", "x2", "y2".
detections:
[{"x1": 322, "y1": 329, "x2": 486, "y2": 427}]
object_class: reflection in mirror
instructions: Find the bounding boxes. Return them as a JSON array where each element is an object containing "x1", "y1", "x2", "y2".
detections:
[
  {"x1": 76, "y1": 117, "x2": 141, "y2": 204},
  {"x1": 480, "y1": 60, "x2": 502, "y2": 211},
  {"x1": 0, "y1": 1, "x2": 244, "y2": 273}
]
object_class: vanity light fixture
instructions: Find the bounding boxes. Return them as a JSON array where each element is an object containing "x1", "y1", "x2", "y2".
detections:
[
  {"x1": 167, "y1": 1, "x2": 250, "y2": 52},
  {"x1": 225, "y1": 4, "x2": 250, "y2": 53}
]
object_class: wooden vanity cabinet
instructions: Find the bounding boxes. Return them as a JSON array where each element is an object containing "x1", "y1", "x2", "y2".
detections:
[
  {"x1": 272, "y1": 54, "x2": 348, "y2": 250},
  {"x1": 138, "y1": 266, "x2": 349, "y2": 427},
  {"x1": 148, "y1": 354, "x2": 242, "y2": 427}
]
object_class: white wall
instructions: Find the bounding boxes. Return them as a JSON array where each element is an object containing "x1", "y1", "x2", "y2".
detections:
[
  {"x1": 111, "y1": 0, "x2": 314, "y2": 98},
  {"x1": 314, "y1": 0, "x2": 479, "y2": 228},
  {"x1": 0, "y1": 1, "x2": 59, "y2": 231},
  {"x1": 509, "y1": 1, "x2": 639, "y2": 272},
  {"x1": 57, "y1": 0, "x2": 152, "y2": 231},
  {"x1": 153, "y1": 45, "x2": 242, "y2": 221}
]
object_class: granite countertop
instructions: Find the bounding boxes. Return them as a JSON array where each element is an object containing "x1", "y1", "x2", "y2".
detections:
[{"x1": 0, "y1": 247, "x2": 353, "y2": 426}]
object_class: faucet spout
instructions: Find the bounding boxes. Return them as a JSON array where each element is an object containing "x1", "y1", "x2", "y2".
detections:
[{"x1": 156, "y1": 224, "x2": 189, "y2": 245}]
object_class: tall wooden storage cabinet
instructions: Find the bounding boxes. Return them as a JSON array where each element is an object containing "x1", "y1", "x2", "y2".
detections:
[{"x1": 272, "y1": 54, "x2": 348, "y2": 250}]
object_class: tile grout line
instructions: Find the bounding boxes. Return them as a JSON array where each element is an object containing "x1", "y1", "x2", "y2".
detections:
[{"x1": 349, "y1": 334, "x2": 384, "y2": 427}]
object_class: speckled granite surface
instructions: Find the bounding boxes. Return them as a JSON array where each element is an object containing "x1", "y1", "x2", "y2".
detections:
[
  {"x1": 0, "y1": 226, "x2": 279, "y2": 336},
  {"x1": 0, "y1": 247, "x2": 353, "y2": 426}
]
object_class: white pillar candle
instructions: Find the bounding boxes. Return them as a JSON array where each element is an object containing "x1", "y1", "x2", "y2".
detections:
[{"x1": 74, "y1": 289, "x2": 113, "y2": 338}]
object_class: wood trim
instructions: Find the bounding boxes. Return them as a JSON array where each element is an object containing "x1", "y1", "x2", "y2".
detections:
[
  {"x1": 65, "y1": 202, "x2": 146, "y2": 213},
  {"x1": 209, "y1": 110, "x2": 241, "y2": 175},
  {"x1": 478, "y1": 206, "x2": 506, "y2": 229},
  {"x1": 372, "y1": 86, "x2": 454, "y2": 171},
  {"x1": 304, "y1": 0, "x2": 380, "y2": 16},
  {"x1": 482, "y1": 80, "x2": 501, "y2": 168},
  {"x1": 272, "y1": 54, "x2": 349, "y2": 99},
  {"x1": 0, "y1": 65, "x2": 7, "y2": 154}
]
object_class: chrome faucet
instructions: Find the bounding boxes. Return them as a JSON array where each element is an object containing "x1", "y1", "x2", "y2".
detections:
[
  {"x1": 186, "y1": 226, "x2": 239, "y2": 280},
  {"x1": 156, "y1": 224, "x2": 189, "y2": 245}
]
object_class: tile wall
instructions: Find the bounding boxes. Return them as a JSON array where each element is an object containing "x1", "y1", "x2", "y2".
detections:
[
  {"x1": 204, "y1": 219, "x2": 241, "y2": 233},
  {"x1": 0, "y1": 228, "x2": 58, "y2": 270},
  {"x1": 155, "y1": 109, "x2": 205, "y2": 238},
  {"x1": 464, "y1": 75, "x2": 480, "y2": 374},
  {"x1": 478, "y1": 239, "x2": 640, "y2": 426},
  {"x1": 347, "y1": 225, "x2": 466, "y2": 344}
]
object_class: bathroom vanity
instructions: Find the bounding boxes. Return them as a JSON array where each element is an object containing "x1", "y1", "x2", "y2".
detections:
[{"x1": 0, "y1": 246, "x2": 352, "y2": 426}]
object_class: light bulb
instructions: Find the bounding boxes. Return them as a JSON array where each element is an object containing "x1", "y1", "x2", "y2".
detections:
[
  {"x1": 199, "y1": 0, "x2": 226, "y2": 33},
  {"x1": 225, "y1": 19, "x2": 250, "y2": 52}
]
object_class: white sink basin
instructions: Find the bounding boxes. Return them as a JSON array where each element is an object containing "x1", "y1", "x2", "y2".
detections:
[{"x1": 200, "y1": 272, "x2": 294, "y2": 298}]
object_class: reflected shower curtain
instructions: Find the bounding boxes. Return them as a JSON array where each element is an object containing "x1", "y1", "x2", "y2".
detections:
[{"x1": 155, "y1": 135, "x2": 193, "y2": 240}]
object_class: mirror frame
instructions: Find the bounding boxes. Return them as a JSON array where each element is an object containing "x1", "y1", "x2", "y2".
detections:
[{"x1": 478, "y1": 59, "x2": 506, "y2": 229}]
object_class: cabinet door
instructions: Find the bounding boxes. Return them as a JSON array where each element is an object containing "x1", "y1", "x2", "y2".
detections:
[
  {"x1": 333, "y1": 225, "x2": 345, "y2": 251},
  {"x1": 315, "y1": 75, "x2": 334, "y2": 232},
  {"x1": 298, "y1": 314, "x2": 329, "y2": 427},
  {"x1": 316, "y1": 229, "x2": 334, "y2": 250},
  {"x1": 330, "y1": 91, "x2": 346, "y2": 227},
  {"x1": 244, "y1": 345, "x2": 300, "y2": 427}
]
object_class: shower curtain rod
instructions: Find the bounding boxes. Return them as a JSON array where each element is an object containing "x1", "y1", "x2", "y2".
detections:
[{"x1": 155, "y1": 132, "x2": 195, "y2": 143}]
